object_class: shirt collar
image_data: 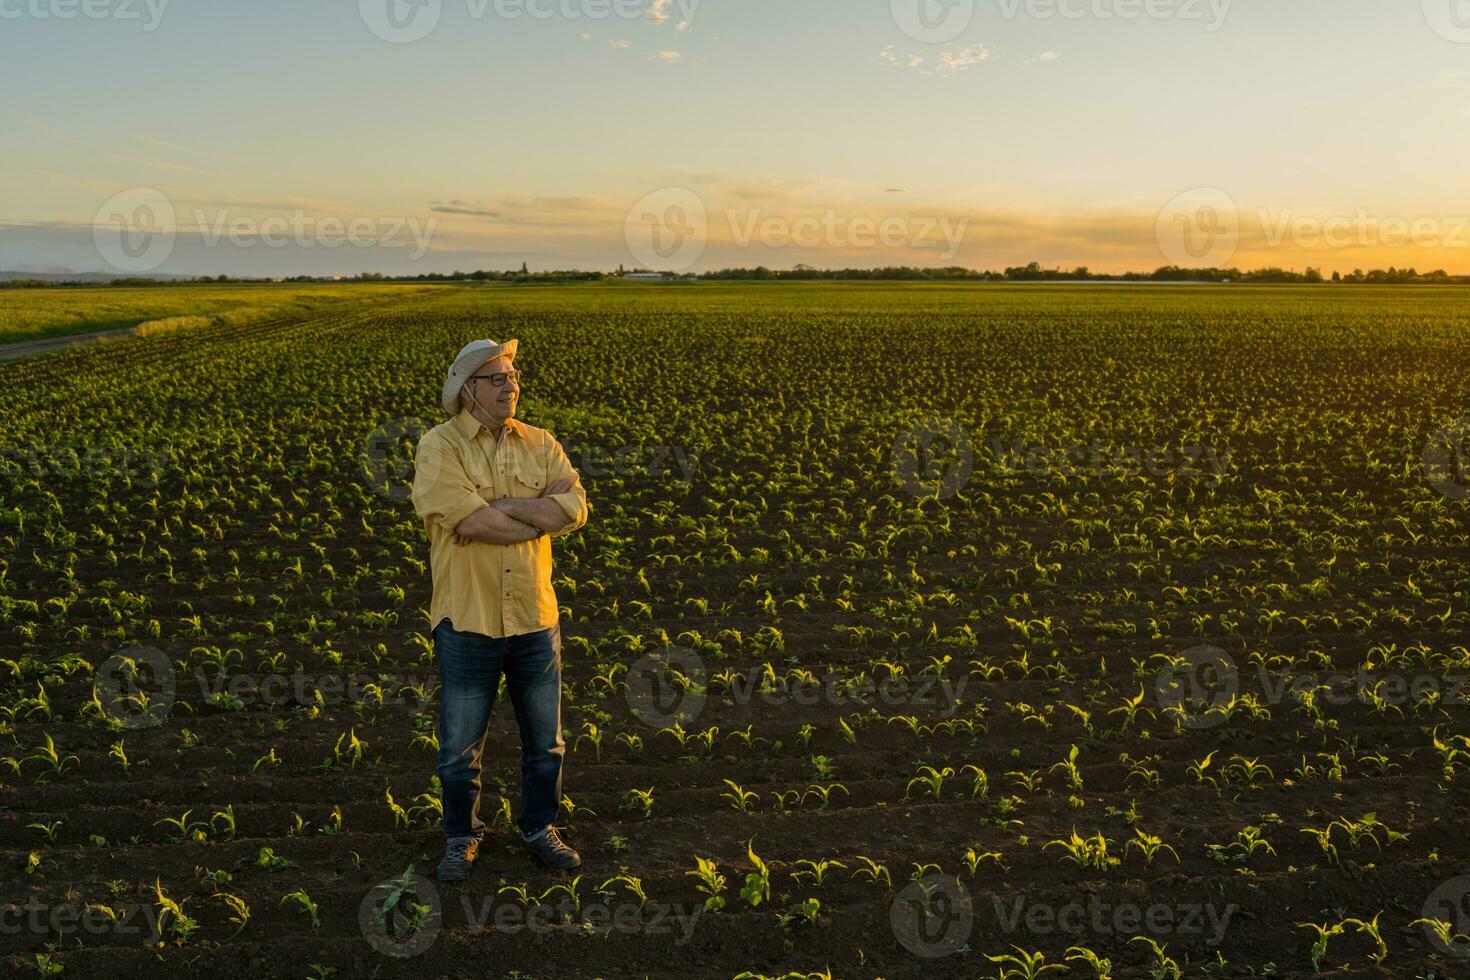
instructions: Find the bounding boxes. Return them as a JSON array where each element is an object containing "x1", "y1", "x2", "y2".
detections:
[{"x1": 453, "y1": 407, "x2": 522, "y2": 442}]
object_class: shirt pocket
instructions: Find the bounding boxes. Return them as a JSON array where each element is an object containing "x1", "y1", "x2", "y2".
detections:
[{"x1": 510, "y1": 457, "x2": 548, "y2": 499}]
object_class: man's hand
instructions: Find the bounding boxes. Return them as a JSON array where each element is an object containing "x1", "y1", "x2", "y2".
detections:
[
  {"x1": 487, "y1": 476, "x2": 578, "y2": 534},
  {"x1": 452, "y1": 504, "x2": 540, "y2": 545}
]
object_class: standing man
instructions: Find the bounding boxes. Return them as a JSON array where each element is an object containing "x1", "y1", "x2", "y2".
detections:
[{"x1": 411, "y1": 338, "x2": 589, "y2": 881}]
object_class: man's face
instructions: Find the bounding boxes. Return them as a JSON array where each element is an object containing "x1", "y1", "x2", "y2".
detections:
[{"x1": 465, "y1": 354, "x2": 519, "y2": 422}]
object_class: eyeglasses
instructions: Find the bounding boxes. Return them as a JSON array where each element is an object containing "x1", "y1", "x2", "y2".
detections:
[{"x1": 470, "y1": 369, "x2": 521, "y2": 388}]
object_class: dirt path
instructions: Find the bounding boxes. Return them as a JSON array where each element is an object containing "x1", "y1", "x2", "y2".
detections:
[{"x1": 0, "y1": 324, "x2": 138, "y2": 362}]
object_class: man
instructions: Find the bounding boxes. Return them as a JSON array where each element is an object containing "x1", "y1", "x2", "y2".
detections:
[{"x1": 411, "y1": 338, "x2": 589, "y2": 881}]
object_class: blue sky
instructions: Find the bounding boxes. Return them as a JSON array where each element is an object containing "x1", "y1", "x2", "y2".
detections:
[{"x1": 5, "y1": 0, "x2": 1470, "y2": 275}]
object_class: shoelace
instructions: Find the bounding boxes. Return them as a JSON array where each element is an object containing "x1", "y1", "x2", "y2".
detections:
[{"x1": 447, "y1": 841, "x2": 472, "y2": 861}]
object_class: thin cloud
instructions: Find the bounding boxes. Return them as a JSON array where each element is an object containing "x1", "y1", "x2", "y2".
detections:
[
  {"x1": 649, "y1": 50, "x2": 682, "y2": 63},
  {"x1": 937, "y1": 44, "x2": 989, "y2": 74},
  {"x1": 647, "y1": 0, "x2": 673, "y2": 25},
  {"x1": 430, "y1": 200, "x2": 501, "y2": 218}
]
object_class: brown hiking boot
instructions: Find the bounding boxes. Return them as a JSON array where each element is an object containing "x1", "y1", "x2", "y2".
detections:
[
  {"x1": 436, "y1": 835, "x2": 481, "y2": 881},
  {"x1": 523, "y1": 826, "x2": 580, "y2": 870}
]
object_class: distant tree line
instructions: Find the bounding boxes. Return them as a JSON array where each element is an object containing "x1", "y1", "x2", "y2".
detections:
[
  {"x1": 695, "y1": 262, "x2": 1464, "y2": 284},
  {"x1": 3, "y1": 264, "x2": 1465, "y2": 287}
]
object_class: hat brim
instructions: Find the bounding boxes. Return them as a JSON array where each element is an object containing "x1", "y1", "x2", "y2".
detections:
[{"x1": 441, "y1": 339, "x2": 517, "y2": 414}]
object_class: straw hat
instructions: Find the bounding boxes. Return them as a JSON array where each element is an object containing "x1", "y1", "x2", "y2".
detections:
[{"x1": 440, "y1": 338, "x2": 518, "y2": 414}]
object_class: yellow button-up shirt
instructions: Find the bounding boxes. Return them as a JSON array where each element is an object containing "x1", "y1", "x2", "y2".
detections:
[{"x1": 411, "y1": 408, "x2": 588, "y2": 638}]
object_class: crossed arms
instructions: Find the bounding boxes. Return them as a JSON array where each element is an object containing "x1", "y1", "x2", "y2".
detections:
[
  {"x1": 451, "y1": 476, "x2": 575, "y2": 546},
  {"x1": 411, "y1": 434, "x2": 589, "y2": 547}
]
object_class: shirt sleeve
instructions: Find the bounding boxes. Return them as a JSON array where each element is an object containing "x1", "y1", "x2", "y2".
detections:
[
  {"x1": 411, "y1": 431, "x2": 488, "y2": 532},
  {"x1": 544, "y1": 436, "x2": 589, "y2": 539}
]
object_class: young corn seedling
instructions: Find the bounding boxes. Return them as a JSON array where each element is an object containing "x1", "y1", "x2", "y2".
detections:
[
  {"x1": 1049, "y1": 744, "x2": 1084, "y2": 791},
  {"x1": 599, "y1": 874, "x2": 647, "y2": 910},
  {"x1": 722, "y1": 779, "x2": 759, "y2": 813},
  {"x1": 211, "y1": 805, "x2": 236, "y2": 841},
  {"x1": 849, "y1": 855, "x2": 892, "y2": 889},
  {"x1": 24, "y1": 734, "x2": 78, "y2": 781},
  {"x1": 1221, "y1": 755, "x2": 1273, "y2": 787},
  {"x1": 740, "y1": 838, "x2": 772, "y2": 907},
  {"x1": 1297, "y1": 920, "x2": 1344, "y2": 971},
  {"x1": 801, "y1": 783, "x2": 848, "y2": 810},
  {"x1": 685, "y1": 855, "x2": 726, "y2": 912},
  {"x1": 961, "y1": 847, "x2": 1007, "y2": 875},
  {"x1": 1206, "y1": 825, "x2": 1275, "y2": 866},
  {"x1": 27, "y1": 820, "x2": 61, "y2": 844},
  {"x1": 791, "y1": 858, "x2": 846, "y2": 887},
  {"x1": 369, "y1": 865, "x2": 437, "y2": 939},
  {"x1": 539, "y1": 875, "x2": 583, "y2": 913},
  {"x1": 1409, "y1": 915, "x2": 1470, "y2": 955},
  {"x1": 775, "y1": 897, "x2": 820, "y2": 928},
  {"x1": 1065, "y1": 946, "x2": 1113, "y2": 979},
  {"x1": 108, "y1": 740, "x2": 131, "y2": 773},
  {"x1": 621, "y1": 787, "x2": 656, "y2": 818},
  {"x1": 985, "y1": 946, "x2": 1067, "y2": 980},
  {"x1": 1007, "y1": 769, "x2": 1044, "y2": 795},
  {"x1": 280, "y1": 890, "x2": 321, "y2": 928},
  {"x1": 1044, "y1": 829, "x2": 1119, "y2": 871},
  {"x1": 215, "y1": 892, "x2": 251, "y2": 940},
  {"x1": 614, "y1": 731, "x2": 644, "y2": 755},
  {"x1": 497, "y1": 882, "x2": 538, "y2": 908},
  {"x1": 156, "y1": 808, "x2": 212, "y2": 844},
  {"x1": 153, "y1": 878, "x2": 198, "y2": 947},
  {"x1": 573, "y1": 723, "x2": 605, "y2": 760},
  {"x1": 772, "y1": 788, "x2": 803, "y2": 812},
  {"x1": 905, "y1": 765, "x2": 954, "y2": 801},
  {"x1": 1129, "y1": 937, "x2": 1182, "y2": 980},
  {"x1": 1342, "y1": 913, "x2": 1387, "y2": 966},
  {"x1": 1125, "y1": 828, "x2": 1180, "y2": 867},
  {"x1": 1187, "y1": 751, "x2": 1219, "y2": 792},
  {"x1": 256, "y1": 846, "x2": 297, "y2": 872},
  {"x1": 960, "y1": 764, "x2": 990, "y2": 798}
]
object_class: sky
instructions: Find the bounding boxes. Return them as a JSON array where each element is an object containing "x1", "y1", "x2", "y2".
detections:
[{"x1": 5, "y1": 0, "x2": 1470, "y2": 276}]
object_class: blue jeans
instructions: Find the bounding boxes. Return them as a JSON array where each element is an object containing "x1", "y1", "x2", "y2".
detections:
[{"x1": 434, "y1": 618, "x2": 564, "y2": 842}]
